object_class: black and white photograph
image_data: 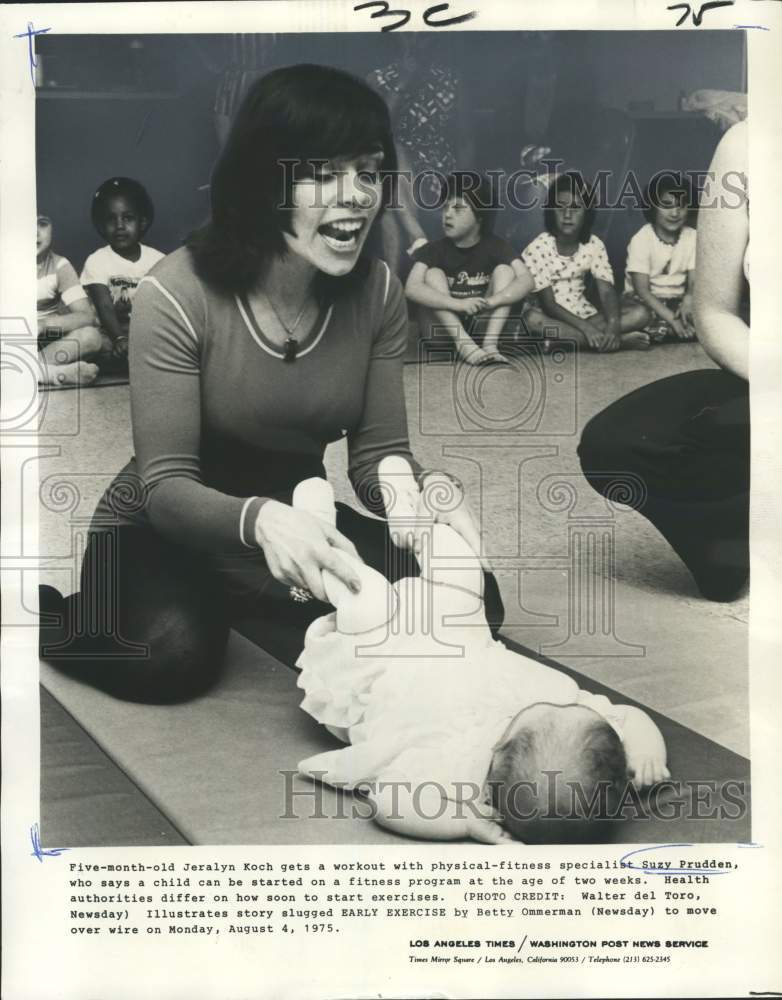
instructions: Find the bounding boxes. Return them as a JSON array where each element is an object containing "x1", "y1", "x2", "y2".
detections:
[
  {"x1": 31, "y1": 25, "x2": 751, "y2": 848},
  {"x1": 1, "y1": 2, "x2": 780, "y2": 997}
]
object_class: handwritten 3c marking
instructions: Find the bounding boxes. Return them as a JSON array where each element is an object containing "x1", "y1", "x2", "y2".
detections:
[{"x1": 353, "y1": 1, "x2": 477, "y2": 31}]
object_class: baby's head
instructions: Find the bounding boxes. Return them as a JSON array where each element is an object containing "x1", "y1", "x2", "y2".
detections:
[{"x1": 487, "y1": 702, "x2": 626, "y2": 843}]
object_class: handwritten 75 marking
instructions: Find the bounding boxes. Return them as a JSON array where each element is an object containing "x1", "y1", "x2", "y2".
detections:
[{"x1": 667, "y1": 0, "x2": 735, "y2": 25}]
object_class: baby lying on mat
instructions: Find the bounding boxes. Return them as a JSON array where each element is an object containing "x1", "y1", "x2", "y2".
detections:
[{"x1": 295, "y1": 460, "x2": 669, "y2": 844}]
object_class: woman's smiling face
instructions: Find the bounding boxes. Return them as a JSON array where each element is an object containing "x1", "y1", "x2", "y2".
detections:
[{"x1": 284, "y1": 149, "x2": 384, "y2": 276}]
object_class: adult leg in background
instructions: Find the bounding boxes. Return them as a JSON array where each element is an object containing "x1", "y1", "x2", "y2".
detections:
[
  {"x1": 39, "y1": 525, "x2": 230, "y2": 703},
  {"x1": 578, "y1": 369, "x2": 749, "y2": 601}
]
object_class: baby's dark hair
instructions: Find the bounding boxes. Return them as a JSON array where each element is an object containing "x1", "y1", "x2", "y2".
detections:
[
  {"x1": 488, "y1": 707, "x2": 627, "y2": 844},
  {"x1": 643, "y1": 172, "x2": 695, "y2": 224},
  {"x1": 440, "y1": 173, "x2": 499, "y2": 236},
  {"x1": 543, "y1": 171, "x2": 595, "y2": 244},
  {"x1": 91, "y1": 177, "x2": 155, "y2": 234}
]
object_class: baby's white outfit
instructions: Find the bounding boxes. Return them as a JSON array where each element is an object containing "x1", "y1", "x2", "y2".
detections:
[{"x1": 297, "y1": 514, "x2": 625, "y2": 803}]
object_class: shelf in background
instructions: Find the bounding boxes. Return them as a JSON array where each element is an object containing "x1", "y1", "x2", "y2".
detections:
[
  {"x1": 627, "y1": 110, "x2": 707, "y2": 120},
  {"x1": 36, "y1": 90, "x2": 180, "y2": 101}
]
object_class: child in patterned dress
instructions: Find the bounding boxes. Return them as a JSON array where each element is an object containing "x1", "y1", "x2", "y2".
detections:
[{"x1": 522, "y1": 173, "x2": 650, "y2": 352}]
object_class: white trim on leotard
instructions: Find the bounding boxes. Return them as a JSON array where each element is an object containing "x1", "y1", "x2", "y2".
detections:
[
  {"x1": 235, "y1": 294, "x2": 333, "y2": 359},
  {"x1": 239, "y1": 496, "x2": 259, "y2": 549},
  {"x1": 140, "y1": 276, "x2": 199, "y2": 344}
]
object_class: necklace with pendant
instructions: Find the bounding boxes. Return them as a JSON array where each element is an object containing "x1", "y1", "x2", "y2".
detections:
[{"x1": 262, "y1": 292, "x2": 309, "y2": 362}]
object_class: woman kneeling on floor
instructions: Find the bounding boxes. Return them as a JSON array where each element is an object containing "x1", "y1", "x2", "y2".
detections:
[{"x1": 39, "y1": 64, "x2": 502, "y2": 702}]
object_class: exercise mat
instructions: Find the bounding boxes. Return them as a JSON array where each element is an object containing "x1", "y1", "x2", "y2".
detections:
[{"x1": 40, "y1": 624, "x2": 749, "y2": 846}]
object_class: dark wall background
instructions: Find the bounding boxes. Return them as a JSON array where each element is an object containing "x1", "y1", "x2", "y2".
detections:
[{"x1": 36, "y1": 31, "x2": 744, "y2": 281}]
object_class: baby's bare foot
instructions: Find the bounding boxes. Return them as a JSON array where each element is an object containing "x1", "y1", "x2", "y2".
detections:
[
  {"x1": 46, "y1": 362, "x2": 100, "y2": 387},
  {"x1": 620, "y1": 331, "x2": 651, "y2": 351}
]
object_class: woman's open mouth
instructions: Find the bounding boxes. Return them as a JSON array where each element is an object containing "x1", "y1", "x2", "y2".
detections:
[{"x1": 318, "y1": 218, "x2": 365, "y2": 252}]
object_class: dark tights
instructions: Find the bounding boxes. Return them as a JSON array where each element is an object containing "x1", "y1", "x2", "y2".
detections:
[
  {"x1": 578, "y1": 369, "x2": 749, "y2": 602},
  {"x1": 39, "y1": 504, "x2": 504, "y2": 703}
]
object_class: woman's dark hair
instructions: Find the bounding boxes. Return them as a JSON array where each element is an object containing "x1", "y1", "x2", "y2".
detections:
[
  {"x1": 543, "y1": 172, "x2": 595, "y2": 244},
  {"x1": 643, "y1": 171, "x2": 695, "y2": 224},
  {"x1": 188, "y1": 64, "x2": 398, "y2": 296},
  {"x1": 91, "y1": 177, "x2": 155, "y2": 234},
  {"x1": 440, "y1": 173, "x2": 499, "y2": 236}
]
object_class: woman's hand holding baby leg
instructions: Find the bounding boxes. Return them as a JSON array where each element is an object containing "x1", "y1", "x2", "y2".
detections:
[
  {"x1": 254, "y1": 500, "x2": 362, "y2": 602},
  {"x1": 378, "y1": 458, "x2": 490, "y2": 577},
  {"x1": 291, "y1": 477, "x2": 391, "y2": 630}
]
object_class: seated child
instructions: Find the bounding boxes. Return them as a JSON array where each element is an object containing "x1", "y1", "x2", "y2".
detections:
[
  {"x1": 522, "y1": 172, "x2": 650, "y2": 352},
  {"x1": 81, "y1": 177, "x2": 164, "y2": 373},
  {"x1": 37, "y1": 213, "x2": 101, "y2": 387},
  {"x1": 621, "y1": 175, "x2": 697, "y2": 342},
  {"x1": 405, "y1": 174, "x2": 533, "y2": 366},
  {"x1": 295, "y1": 462, "x2": 669, "y2": 844}
]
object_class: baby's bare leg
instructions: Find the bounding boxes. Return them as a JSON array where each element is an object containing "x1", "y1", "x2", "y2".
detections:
[
  {"x1": 292, "y1": 477, "x2": 395, "y2": 634},
  {"x1": 421, "y1": 523, "x2": 484, "y2": 600},
  {"x1": 321, "y1": 559, "x2": 396, "y2": 634}
]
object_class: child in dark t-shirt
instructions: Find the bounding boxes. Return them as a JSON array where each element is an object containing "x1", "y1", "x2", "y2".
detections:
[{"x1": 405, "y1": 174, "x2": 533, "y2": 365}]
